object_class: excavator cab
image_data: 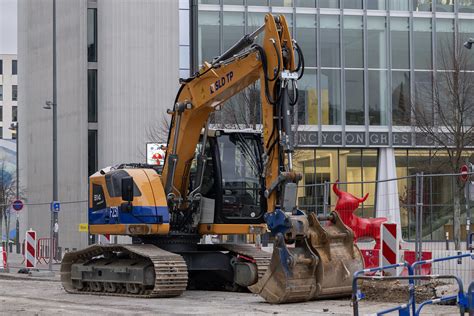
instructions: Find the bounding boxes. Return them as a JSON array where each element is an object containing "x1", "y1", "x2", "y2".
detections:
[{"x1": 190, "y1": 129, "x2": 266, "y2": 226}]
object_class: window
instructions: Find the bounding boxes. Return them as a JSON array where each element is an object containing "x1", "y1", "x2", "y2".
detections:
[
  {"x1": 413, "y1": 18, "x2": 432, "y2": 70},
  {"x1": 320, "y1": 0, "x2": 339, "y2": 7},
  {"x1": 12, "y1": 85, "x2": 17, "y2": 101},
  {"x1": 320, "y1": 15, "x2": 340, "y2": 67},
  {"x1": 367, "y1": 17, "x2": 387, "y2": 69},
  {"x1": 459, "y1": 0, "x2": 474, "y2": 12},
  {"x1": 88, "y1": 130, "x2": 98, "y2": 176},
  {"x1": 247, "y1": 0, "x2": 268, "y2": 5},
  {"x1": 343, "y1": 0, "x2": 362, "y2": 9},
  {"x1": 344, "y1": 16, "x2": 364, "y2": 69},
  {"x1": 198, "y1": 11, "x2": 220, "y2": 63},
  {"x1": 392, "y1": 71, "x2": 411, "y2": 125},
  {"x1": 436, "y1": 19, "x2": 454, "y2": 70},
  {"x1": 413, "y1": 0, "x2": 432, "y2": 11},
  {"x1": 437, "y1": 0, "x2": 454, "y2": 12},
  {"x1": 0, "y1": 60, "x2": 2, "y2": 75},
  {"x1": 12, "y1": 106, "x2": 17, "y2": 122},
  {"x1": 391, "y1": 17, "x2": 410, "y2": 70},
  {"x1": 389, "y1": 0, "x2": 409, "y2": 10},
  {"x1": 87, "y1": 9, "x2": 97, "y2": 62},
  {"x1": 0, "y1": 106, "x2": 3, "y2": 121},
  {"x1": 199, "y1": 0, "x2": 220, "y2": 3},
  {"x1": 345, "y1": 70, "x2": 364, "y2": 125},
  {"x1": 0, "y1": 127, "x2": 3, "y2": 139},
  {"x1": 459, "y1": 20, "x2": 474, "y2": 70},
  {"x1": 247, "y1": 13, "x2": 265, "y2": 46},
  {"x1": 88, "y1": 70, "x2": 98, "y2": 123},
  {"x1": 367, "y1": 0, "x2": 385, "y2": 9},
  {"x1": 223, "y1": 0, "x2": 243, "y2": 4},
  {"x1": 0, "y1": 86, "x2": 2, "y2": 101},
  {"x1": 297, "y1": 69, "x2": 317, "y2": 124},
  {"x1": 369, "y1": 70, "x2": 388, "y2": 125},
  {"x1": 414, "y1": 71, "x2": 433, "y2": 125},
  {"x1": 295, "y1": 0, "x2": 315, "y2": 6},
  {"x1": 321, "y1": 69, "x2": 341, "y2": 125},
  {"x1": 12, "y1": 60, "x2": 17, "y2": 75},
  {"x1": 223, "y1": 12, "x2": 244, "y2": 53},
  {"x1": 296, "y1": 14, "x2": 316, "y2": 67},
  {"x1": 271, "y1": 0, "x2": 293, "y2": 6}
]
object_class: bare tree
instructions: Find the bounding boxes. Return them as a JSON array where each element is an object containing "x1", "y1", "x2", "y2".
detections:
[
  {"x1": 412, "y1": 39, "x2": 474, "y2": 250},
  {"x1": 213, "y1": 82, "x2": 261, "y2": 130}
]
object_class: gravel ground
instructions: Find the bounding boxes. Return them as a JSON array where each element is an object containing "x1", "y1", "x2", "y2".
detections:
[{"x1": 0, "y1": 276, "x2": 462, "y2": 315}]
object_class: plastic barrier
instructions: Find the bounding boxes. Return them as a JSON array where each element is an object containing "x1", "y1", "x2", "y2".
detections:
[
  {"x1": 25, "y1": 229, "x2": 37, "y2": 268},
  {"x1": 0, "y1": 246, "x2": 7, "y2": 270},
  {"x1": 360, "y1": 249, "x2": 380, "y2": 270},
  {"x1": 36, "y1": 237, "x2": 57, "y2": 264},
  {"x1": 403, "y1": 251, "x2": 432, "y2": 275}
]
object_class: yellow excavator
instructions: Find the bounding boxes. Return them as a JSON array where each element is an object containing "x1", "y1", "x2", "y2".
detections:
[{"x1": 61, "y1": 14, "x2": 363, "y2": 303}]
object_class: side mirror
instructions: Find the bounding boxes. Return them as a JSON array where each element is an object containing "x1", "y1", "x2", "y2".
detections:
[{"x1": 121, "y1": 176, "x2": 134, "y2": 202}]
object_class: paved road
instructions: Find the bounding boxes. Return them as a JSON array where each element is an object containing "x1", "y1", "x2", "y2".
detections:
[{"x1": 0, "y1": 276, "x2": 461, "y2": 315}]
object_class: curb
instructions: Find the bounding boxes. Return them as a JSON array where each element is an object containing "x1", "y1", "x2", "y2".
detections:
[{"x1": 0, "y1": 272, "x2": 60, "y2": 282}]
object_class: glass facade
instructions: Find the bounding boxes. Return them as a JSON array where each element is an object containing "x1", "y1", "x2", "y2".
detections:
[
  {"x1": 195, "y1": 1, "x2": 474, "y2": 129},
  {"x1": 194, "y1": 1, "x2": 474, "y2": 241}
]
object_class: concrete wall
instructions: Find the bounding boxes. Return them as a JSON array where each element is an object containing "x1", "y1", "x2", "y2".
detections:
[
  {"x1": 18, "y1": 0, "x2": 180, "y2": 250},
  {"x1": 98, "y1": 0, "x2": 179, "y2": 167},
  {"x1": 18, "y1": 0, "x2": 89, "y2": 249}
]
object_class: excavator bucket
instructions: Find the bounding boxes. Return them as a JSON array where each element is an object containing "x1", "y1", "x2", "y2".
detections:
[{"x1": 250, "y1": 212, "x2": 363, "y2": 304}]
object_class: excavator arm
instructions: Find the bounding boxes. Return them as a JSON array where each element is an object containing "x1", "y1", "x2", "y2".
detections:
[
  {"x1": 162, "y1": 14, "x2": 364, "y2": 304},
  {"x1": 162, "y1": 14, "x2": 297, "y2": 215}
]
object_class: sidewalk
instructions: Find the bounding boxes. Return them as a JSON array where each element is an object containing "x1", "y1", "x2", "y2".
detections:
[{"x1": 0, "y1": 250, "x2": 60, "y2": 281}]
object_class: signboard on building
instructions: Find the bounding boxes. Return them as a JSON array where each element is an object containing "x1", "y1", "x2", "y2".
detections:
[
  {"x1": 146, "y1": 143, "x2": 167, "y2": 166},
  {"x1": 293, "y1": 131, "x2": 467, "y2": 148}
]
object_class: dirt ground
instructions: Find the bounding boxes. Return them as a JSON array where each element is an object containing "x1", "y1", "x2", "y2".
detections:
[{"x1": 360, "y1": 279, "x2": 453, "y2": 304}]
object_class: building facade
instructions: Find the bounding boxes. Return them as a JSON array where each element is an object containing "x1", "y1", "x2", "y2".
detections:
[
  {"x1": 18, "y1": 0, "x2": 180, "y2": 250},
  {"x1": 194, "y1": 0, "x2": 474, "y2": 240},
  {"x1": 0, "y1": 54, "x2": 18, "y2": 140}
]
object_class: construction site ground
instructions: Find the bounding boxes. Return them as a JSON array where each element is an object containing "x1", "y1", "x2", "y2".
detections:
[
  {"x1": 0, "y1": 252, "x2": 462, "y2": 315},
  {"x1": 0, "y1": 276, "x2": 462, "y2": 315}
]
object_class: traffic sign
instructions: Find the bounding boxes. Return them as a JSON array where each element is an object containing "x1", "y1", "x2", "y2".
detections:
[
  {"x1": 12, "y1": 200, "x2": 23, "y2": 211},
  {"x1": 460, "y1": 165, "x2": 469, "y2": 182},
  {"x1": 78, "y1": 223, "x2": 88, "y2": 232},
  {"x1": 51, "y1": 201, "x2": 60, "y2": 213}
]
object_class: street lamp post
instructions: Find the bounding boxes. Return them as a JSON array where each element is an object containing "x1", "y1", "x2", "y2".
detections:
[
  {"x1": 44, "y1": 0, "x2": 59, "y2": 272},
  {"x1": 8, "y1": 122, "x2": 19, "y2": 254}
]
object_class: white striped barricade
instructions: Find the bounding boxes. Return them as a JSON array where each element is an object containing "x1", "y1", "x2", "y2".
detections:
[
  {"x1": 98, "y1": 234, "x2": 111, "y2": 245},
  {"x1": 380, "y1": 222, "x2": 400, "y2": 276},
  {"x1": 0, "y1": 246, "x2": 7, "y2": 271},
  {"x1": 25, "y1": 229, "x2": 37, "y2": 269}
]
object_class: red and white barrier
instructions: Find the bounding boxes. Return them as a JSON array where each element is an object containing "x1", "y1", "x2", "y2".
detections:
[
  {"x1": 380, "y1": 222, "x2": 400, "y2": 275},
  {"x1": 0, "y1": 246, "x2": 7, "y2": 270},
  {"x1": 98, "y1": 234, "x2": 111, "y2": 245},
  {"x1": 25, "y1": 229, "x2": 37, "y2": 268}
]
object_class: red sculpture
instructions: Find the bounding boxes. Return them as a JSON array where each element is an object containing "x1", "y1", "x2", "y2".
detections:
[{"x1": 333, "y1": 181, "x2": 387, "y2": 249}]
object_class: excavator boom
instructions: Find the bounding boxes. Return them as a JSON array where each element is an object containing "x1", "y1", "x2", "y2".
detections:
[{"x1": 61, "y1": 14, "x2": 363, "y2": 304}]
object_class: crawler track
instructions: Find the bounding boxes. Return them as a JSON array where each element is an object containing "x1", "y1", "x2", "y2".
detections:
[{"x1": 60, "y1": 244, "x2": 188, "y2": 298}]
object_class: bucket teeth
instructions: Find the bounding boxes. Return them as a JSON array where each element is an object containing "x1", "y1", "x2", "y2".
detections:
[{"x1": 250, "y1": 212, "x2": 364, "y2": 304}]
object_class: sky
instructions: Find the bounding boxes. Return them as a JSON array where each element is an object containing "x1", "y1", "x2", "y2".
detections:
[{"x1": 0, "y1": 0, "x2": 17, "y2": 54}]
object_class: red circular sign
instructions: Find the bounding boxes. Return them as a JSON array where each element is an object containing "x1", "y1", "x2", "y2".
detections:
[
  {"x1": 460, "y1": 165, "x2": 469, "y2": 182},
  {"x1": 12, "y1": 199, "x2": 23, "y2": 211}
]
